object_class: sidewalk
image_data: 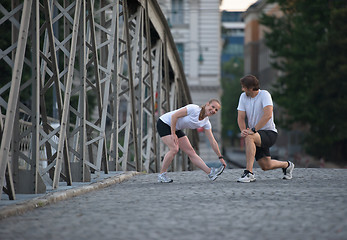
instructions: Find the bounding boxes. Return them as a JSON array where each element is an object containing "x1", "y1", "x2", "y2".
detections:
[{"x1": 0, "y1": 171, "x2": 140, "y2": 219}]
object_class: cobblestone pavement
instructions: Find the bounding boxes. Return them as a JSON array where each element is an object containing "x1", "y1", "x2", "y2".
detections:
[{"x1": 0, "y1": 168, "x2": 346, "y2": 240}]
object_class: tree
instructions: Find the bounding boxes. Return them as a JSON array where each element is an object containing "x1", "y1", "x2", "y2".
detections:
[
  {"x1": 221, "y1": 57, "x2": 243, "y2": 145},
  {"x1": 260, "y1": 0, "x2": 347, "y2": 164},
  {"x1": 310, "y1": 5, "x2": 347, "y2": 163}
]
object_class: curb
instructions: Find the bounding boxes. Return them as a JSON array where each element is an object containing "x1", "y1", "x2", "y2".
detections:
[{"x1": 0, "y1": 171, "x2": 141, "y2": 220}]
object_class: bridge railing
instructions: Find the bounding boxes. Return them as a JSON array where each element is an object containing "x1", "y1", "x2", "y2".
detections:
[{"x1": 0, "y1": 0, "x2": 197, "y2": 200}]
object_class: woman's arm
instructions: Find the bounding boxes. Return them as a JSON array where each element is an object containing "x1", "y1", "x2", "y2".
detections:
[
  {"x1": 170, "y1": 107, "x2": 187, "y2": 133},
  {"x1": 170, "y1": 107, "x2": 187, "y2": 145},
  {"x1": 204, "y1": 129, "x2": 227, "y2": 167}
]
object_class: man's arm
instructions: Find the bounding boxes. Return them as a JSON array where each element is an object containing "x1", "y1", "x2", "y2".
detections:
[
  {"x1": 238, "y1": 110, "x2": 248, "y2": 137},
  {"x1": 253, "y1": 105, "x2": 273, "y2": 132}
]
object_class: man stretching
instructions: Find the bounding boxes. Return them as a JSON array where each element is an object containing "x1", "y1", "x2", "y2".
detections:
[{"x1": 237, "y1": 75, "x2": 294, "y2": 182}]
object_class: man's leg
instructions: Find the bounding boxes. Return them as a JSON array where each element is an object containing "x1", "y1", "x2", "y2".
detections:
[
  {"x1": 244, "y1": 133, "x2": 261, "y2": 173},
  {"x1": 257, "y1": 156, "x2": 288, "y2": 171},
  {"x1": 237, "y1": 133, "x2": 262, "y2": 182},
  {"x1": 258, "y1": 156, "x2": 294, "y2": 179}
]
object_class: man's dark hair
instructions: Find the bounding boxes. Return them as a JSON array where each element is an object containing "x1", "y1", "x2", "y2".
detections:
[{"x1": 240, "y1": 75, "x2": 260, "y2": 91}]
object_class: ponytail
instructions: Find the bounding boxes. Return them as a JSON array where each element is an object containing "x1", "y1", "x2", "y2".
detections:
[
  {"x1": 199, "y1": 99, "x2": 220, "y2": 120},
  {"x1": 199, "y1": 105, "x2": 205, "y2": 120}
]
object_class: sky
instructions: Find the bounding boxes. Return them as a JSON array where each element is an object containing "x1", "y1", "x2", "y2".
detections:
[{"x1": 220, "y1": 0, "x2": 258, "y2": 11}]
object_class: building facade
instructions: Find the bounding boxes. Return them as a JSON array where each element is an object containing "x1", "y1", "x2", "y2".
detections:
[
  {"x1": 221, "y1": 11, "x2": 244, "y2": 64},
  {"x1": 157, "y1": 0, "x2": 222, "y2": 160},
  {"x1": 243, "y1": 0, "x2": 281, "y2": 89}
]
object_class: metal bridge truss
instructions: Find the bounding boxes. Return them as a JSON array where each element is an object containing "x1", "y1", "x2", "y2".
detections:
[{"x1": 0, "y1": 0, "x2": 196, "y2": 200}]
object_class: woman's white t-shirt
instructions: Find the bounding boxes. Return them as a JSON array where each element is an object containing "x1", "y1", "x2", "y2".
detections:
[
  {"x1": 237, "y1": 90, "x2": 277, "y2": 132},
  {"x1": 159, "y1": 104, "x2": 212, "y2": 130}
]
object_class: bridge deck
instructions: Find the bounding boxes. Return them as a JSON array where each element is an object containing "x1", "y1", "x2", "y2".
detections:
[{"x1": 0, "y1": 168, "x2": 346, "y2": 240}]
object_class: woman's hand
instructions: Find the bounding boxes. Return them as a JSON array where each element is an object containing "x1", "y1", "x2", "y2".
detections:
[
  {"x1": 220, "y1": 158, "x2": 227, "y2": 168},
  {"x1": 171, "y1": 133, "x2": 178, "y2": 145}
]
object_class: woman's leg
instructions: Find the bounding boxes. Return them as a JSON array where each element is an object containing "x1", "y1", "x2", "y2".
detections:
[
  {"x1": 178, "y1": 136, "x2": 210, "y2": 174},
  {"x1": 160, "y1": 135, "x2": 179, "y2": 174}
]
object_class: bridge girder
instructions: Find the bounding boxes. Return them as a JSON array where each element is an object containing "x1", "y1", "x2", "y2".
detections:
[{"x1": 0, "y1": 0, "x2": 196, "y2": 200}]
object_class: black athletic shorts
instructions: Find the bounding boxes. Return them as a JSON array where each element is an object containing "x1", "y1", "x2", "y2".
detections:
[
  {"x1": 156, "y1": 119, "x2": 186, "y2": 138},
  {"x1": 255, "y1": 130, "x2": 278, "y2": 161}
]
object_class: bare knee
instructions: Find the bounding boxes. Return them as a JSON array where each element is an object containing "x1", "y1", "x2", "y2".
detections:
[
  {"x1": 168, "y1": 146, "x2": 179, "y2": 157},
  {"x1": 260, "y1": 164, "x2": 271, "y2": 171},
  {"x1": 244, "y1": 135, "x2": 253, "y2": 143},
  {"x1": 244, "y1": 135, "x2": 257, "y2": 147},
  {"x1": 258, "y1": 158, "x2": 271, "y2": 171}
]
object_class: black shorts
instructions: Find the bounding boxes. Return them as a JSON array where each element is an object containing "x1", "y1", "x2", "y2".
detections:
[
  {"x1": 156, "y1": 119, "x2": 186, "y2": 138},
  {"x1": 255, "y1": 130, "x2": 278, "y2": 161}
]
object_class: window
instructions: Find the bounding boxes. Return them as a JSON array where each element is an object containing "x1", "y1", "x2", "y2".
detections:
[
  {"x1": 171, "y1": 0, "x2": 184, "y2": 25},
  {"x1": 225, "y1": 44, "x2": 244, "y2": 56},
  {"x1": 176, "y1": 43, "x2": 184, "y2": 64}
]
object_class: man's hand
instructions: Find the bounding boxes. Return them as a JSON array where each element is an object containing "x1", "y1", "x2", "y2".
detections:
[
  {"x1": 241, "y1": 128, "x2": 249, "y2": 137},
  {"x1": 241, "y1": 128, "x2": 254, "y2": 137}
]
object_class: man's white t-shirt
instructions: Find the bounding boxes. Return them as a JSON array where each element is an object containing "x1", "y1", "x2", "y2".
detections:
[
  {"x1": 159, "y1": 104, "x2": 212, "y2": 130},
  {"x1": 237, "y1": 90, "x2": 277, "y2": 132}
]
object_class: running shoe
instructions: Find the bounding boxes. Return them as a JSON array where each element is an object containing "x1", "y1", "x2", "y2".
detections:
[
  {"x1": 283, "y1": 161, "x2": 295, "y2": 180},
  {"x1": 237, "y1": 170, "x2": 256, "y2": 183},
  {"x1": 208, "y1": 165, "x2": 225, "y2": 181},
  {"x1": 158, "y1": 172, "x2": 173, "y2": 183}
]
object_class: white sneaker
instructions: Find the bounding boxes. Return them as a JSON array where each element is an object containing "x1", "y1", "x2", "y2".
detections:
[
  {"x1": 283, "y1": 161, "x2": 294, "y2": 180},
  {"x1": 237, "y1": 170, "x2": 256, "y2": 183},
  {"x1": 158, "y1": 172, "x2": 173, "y2": 183},
  {"x1": 208, "y1": 165, "x2": 225, "y2": 181}
]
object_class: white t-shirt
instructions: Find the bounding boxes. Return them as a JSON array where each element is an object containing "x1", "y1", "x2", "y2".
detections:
[
  {"x1": 237, "y1": 90, "x2": 277, "y2": 132},
  {"x1": 159, "y1": 104, "x2": 212, "y2": 130}
]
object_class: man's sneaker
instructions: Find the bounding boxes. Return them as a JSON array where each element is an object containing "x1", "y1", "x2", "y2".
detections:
[
  {"x1": 237, "y1": 170, "x2": 256, "y2": 183},
  {"x1": 208, "y1": 165, "x2": 225, "y2": 181},
  {"x1": 158, "y1": 172, "x2": 173, "y2": 183},
  {"x1": 283, "y1": 161, "x2": 294, "y2": 180}
]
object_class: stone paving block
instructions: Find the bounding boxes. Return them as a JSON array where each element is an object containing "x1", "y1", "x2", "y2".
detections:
[{"x1": 0, "y1": 168, "x2": 346, "y2": 240}]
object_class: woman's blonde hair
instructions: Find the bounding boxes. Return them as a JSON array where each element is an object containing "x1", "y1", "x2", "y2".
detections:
[
  {"x1": 199, "y1": 99, "x2": 221, "y2": 120},
  {"x1": 209, "y1": 99, "x2": 221, "y2": 105}
]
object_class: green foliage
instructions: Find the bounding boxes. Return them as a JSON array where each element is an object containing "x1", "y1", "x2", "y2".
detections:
[
  {"x1": 260, "y1": 0, "x2": 347, "y2": 163},
  {"x1": 221, "y1": 57, "x2": 243, "y2": 144}
]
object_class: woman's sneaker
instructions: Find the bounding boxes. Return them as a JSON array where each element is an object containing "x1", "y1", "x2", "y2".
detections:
[
  {"x1": 158, "y1": 172, "x2": 173, "y2": 183},
  {"x1": 208, "y1": 165, "x2": 225, "y2": 181},
  {"x1": 237, "y1": 170, "x2": 256, "y2": 183},
  {"x1": 283, "y1": 161, "x2": 294, "y2": 180}
]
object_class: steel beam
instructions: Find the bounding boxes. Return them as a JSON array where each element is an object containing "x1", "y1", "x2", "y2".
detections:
[
  {"x1": 0, "y1": 0, "x2": 33, "y2": 200},
  {"x1": 0, "y1": 0, "x2": 195, "y2": 200}
]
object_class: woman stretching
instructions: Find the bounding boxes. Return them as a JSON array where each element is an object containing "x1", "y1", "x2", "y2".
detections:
[{"x1": 157, "y1": 99, "x2": 226, "y2": 183}]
